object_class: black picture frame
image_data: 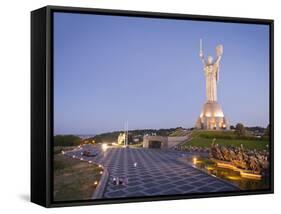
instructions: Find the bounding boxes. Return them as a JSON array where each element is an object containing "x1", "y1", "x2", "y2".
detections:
[{"x1": 31, "y1": 5, "x2": 274, "y2": 208}]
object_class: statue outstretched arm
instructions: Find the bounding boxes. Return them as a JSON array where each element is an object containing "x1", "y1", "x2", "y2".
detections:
[
  {"x1": 199, "y1": 52, "x2": 206, "y2": 65},
  {"x1": 215, "y1": 55, "x2": 222, "y2": 65},
  {"x1": 215, "y1": 44, "x2": 223, "y2": 82},
  {"x1": 215, "y1": 44, "x2": 223, "y2": 65}
]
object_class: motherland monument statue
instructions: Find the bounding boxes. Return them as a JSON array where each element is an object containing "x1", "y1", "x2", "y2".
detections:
[{"x1": 195, "y1": 39, "x2": 229, "y2": 130}]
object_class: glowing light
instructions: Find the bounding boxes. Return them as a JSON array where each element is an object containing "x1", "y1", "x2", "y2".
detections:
[
  {"x1": 72, "y1": 155, "x2": 76, "y2": 158},
  {"x1": 88, "y1": 161, "x2": 92, "y2": 164},
  {"x1": 102, "y1": 143, "x2": 108, "y2": 152},
  {"x1": 100, "y1": 171, "x2": 103, "y2": 175},
  {"x1": 217, "y1": 162, "x2": 238, "y2": 170},
  {"x1": 205, "y1": 112, "x2": 211, "y2": 117},
  {"x1": 94, "y1": 181, "x2": 98, "y2": 185},
  {"x1": 217, "y1": 161, "x2": 262, "y2": 180},
  {"x1": 61, "y1": 151, "x2": 65, "y2": 154},
  {"x1": 98, "y1": 164, "x2": 102, "y2": 168},
  {"x1": 80, "y1": 158, "x2": 83, "y2": 161},
  {"x1": 240, "y1": 172, "x2": 262, "y2": 180},
  {"x1": 206, "y1": 166, "x2": 215, "y2": 171},
  {"x1": 193, "y1": 157, "x2": 197, "y2": 165},
  {"x1": 214, "y1": 111, "x2": 224, "y2": 117},
  {"x1": 227, "y1": 176, "x2": 241, "y2": 181},
  {"x1": 134, "y1": 162, "x2": 138, "y2": 167}
]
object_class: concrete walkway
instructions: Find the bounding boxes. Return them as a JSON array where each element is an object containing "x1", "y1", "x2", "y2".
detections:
[{"x1": 66, "y1": 145, "x2": 238, "y2": 199}]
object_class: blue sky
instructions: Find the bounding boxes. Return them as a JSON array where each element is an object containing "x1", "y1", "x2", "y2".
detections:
[{"x1": 54, "y1": 12, "x2": 269, "y2": 135}]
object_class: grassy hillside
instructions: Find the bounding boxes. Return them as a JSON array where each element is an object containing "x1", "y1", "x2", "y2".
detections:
[
  {"x1": 169, "y1": 128, "x2": 190, "y2": 137},
  {"x1": 183, "y1": 130, "x2": 269, "y2": 151},
  {"x1": 54, "y1": 154, "x2": 101, "y2": 201},
  {"x1": 54, "y1": 135, "x2": 82, "y2": 147},
  {"x1": 191, "y1": 130, "x2": 268, "y2": 140}
]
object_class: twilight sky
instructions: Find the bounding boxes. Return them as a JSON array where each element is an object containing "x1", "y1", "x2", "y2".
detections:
[{"x1": 54, "y1": 12, "x2": 269, "y2": 135}]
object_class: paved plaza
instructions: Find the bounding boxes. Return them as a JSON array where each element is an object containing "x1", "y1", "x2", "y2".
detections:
[{"x1": 66, "y1": 145, "x2": 238, "y2": 199}]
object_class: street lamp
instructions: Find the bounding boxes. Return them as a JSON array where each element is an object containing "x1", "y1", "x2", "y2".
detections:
[
  {"x1": 102, "y1": 143, "x2": 108, "y2": 152},
  {"x1": 193, "y1": 157, "x2": 197, "y2": 165}
]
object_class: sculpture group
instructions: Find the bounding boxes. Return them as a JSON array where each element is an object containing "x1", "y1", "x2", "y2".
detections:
[{"x1": 210, "y1": 141, "x2": 269, "y2": 175}]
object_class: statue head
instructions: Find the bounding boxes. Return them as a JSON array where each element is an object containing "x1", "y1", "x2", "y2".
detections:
[{"x1": 207, "y1": 56, "x2": 213, "y2": 64}]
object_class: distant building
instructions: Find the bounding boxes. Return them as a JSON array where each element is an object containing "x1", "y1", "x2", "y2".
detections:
[
  {"x1": 143, "y1": 135, "x2": 189, "y2": 149},
  {"x1": 117, "y1": 132, "x2": 126, "y2": 145},
  {"x1": 143, "y1": 136, "x2": 168, "y2": 149},
  {"x1": 117, "y1": 132, "x2": 134, "y2": 145}
]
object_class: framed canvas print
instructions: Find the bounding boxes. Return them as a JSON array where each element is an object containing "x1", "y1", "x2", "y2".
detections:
[{"x1": 31, "y1": 5, "x2": 274, "y2": 207}]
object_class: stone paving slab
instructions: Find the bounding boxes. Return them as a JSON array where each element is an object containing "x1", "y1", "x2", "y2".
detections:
[{"x1": 66, "y1": 146, "x2": 239, "y2": 199}]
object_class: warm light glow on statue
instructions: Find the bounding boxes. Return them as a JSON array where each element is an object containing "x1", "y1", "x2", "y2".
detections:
[{"x1": 195, "y1": 39, "x2": 229, "y2": 130}]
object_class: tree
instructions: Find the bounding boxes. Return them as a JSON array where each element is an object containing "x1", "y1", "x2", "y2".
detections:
[
  {"x1": 265, "y1": 124, "x2": 270, "y2": 136},
  {"x1": 54, "y1": 135, "x2": 82, "y2": 147},
  {"x1": 235, "y1": 123, "x2": 246, "y2": 136},
  {"x1": 230, "y1": 125, "x2": 235, "y2": 130}
]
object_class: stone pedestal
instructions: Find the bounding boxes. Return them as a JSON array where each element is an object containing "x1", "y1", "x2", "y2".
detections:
[{"x1": 195, "y1": 101, "x2": 228, "y2": 130}]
